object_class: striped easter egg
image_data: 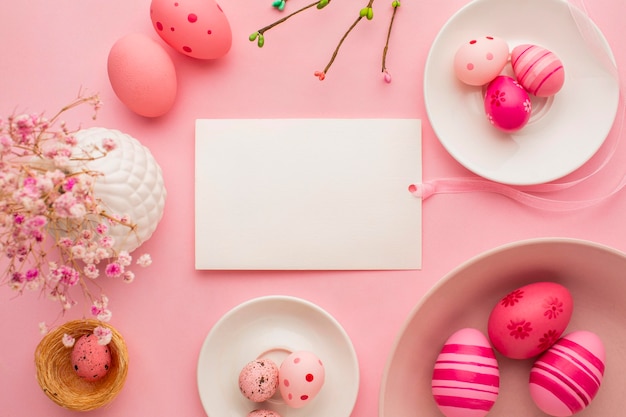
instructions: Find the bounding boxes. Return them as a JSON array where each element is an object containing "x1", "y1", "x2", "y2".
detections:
[
  {"x1": 511, "y1": 44, "x2": 565, "y2": 97},
  {"x1": 529, "y1": 330, "x2": 605, "y2": 416},
  {"x1": 432, "y1": 328, "x2": 500, "y2": 417}
]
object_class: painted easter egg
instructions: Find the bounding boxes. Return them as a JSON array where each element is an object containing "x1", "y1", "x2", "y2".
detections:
[
  {"x1": 511, "y1": 44, "x2": 565, "y2": 97},
  {"x1": 488, "y1": 281, "x2": 573, "y2": 359},
  {"x1": 454, "y1": 36, "x2": 509, "y2": 86},
  {"x1": 431, "y1": 328, "x2": 500, "y2": 417},
  {"x1": 150, "y1": 0, "x2": 232, "y2": 59},
  {"x1": 71, "y1": 334, "x2": 112, "y2": 382},
  {"x1": 238, "y1": 358, "x2": 279, "y2": 402},
  {"x1": 529, "y1": 330, "x2": 605, "y2": 416},
  {"x1": 484, "y1": 75, "x2": 532, "y2": 132},
  {"x1": 107, "y1": 33, "x2": 177, "y2": 117},
  {"x1": 279, "y1": 351, "x2": 325, "y2": 408}
]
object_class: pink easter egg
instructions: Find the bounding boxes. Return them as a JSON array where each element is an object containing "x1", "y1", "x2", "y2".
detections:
[
  {"x1": 454, "y1": 36, "x2": 509, "y2": 86},
  {"x1": 484, "y1": 75, "x2": 532, "y2": 132},
  {"x1": 279, "y1": 351, "x2": 325, "y2": 408},
  {"x1": 70, "y1": 334, "x2": 112, "y2": 382},
  {"x1": 529, "y1": 331, "x2": 605, "y2": 416},
  {"x1": 431, "y1": 328, "x2": 500, "y2": 417},
  {"x1": 511, "y1": 44, "x2": 565, "y2": 97},
  {"x1": 150, "y1": 0, "x2": 232, "y2": 59},
  {"x1": 238, "y1": 358, "x2": 279, "y2": 402},
  {"x1": 488, "y1": 281, "x2": 573, "y2": 359},
  {"x1": 107, "y1": 33, "x2": 177, "y2": 118},
  {"x1": 247, "y1": 410, "x2": 282, "y2": 417}
]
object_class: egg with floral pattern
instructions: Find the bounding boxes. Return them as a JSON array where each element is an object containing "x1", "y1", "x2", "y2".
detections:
[
  {"x1": 150, "y1": 0, "x2": 232, "y2": 59},
  {"x1": 279, "y1": 351, "x2": 325, "y2": 408},
  {"x1": 484, "y1": 75, "x2": 532, "y2": 132},
  {"x1": 488, "y1": 281, "x2": 573, "y2": 359}
]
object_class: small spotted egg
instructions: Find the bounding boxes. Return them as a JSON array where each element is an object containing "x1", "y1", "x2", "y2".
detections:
[
  {"x1": 454, "y1": 36, "x2": 509, "y2": 86},
  {"x1": 529, "y1": 331, "x2": 605, "y2": 416},
  {"x1": 150, "y1": 0, "x2": 232, "y2": 59},
  {"x1": 484, "y1": 75, "x2": 532, "y2": 132},
  {"x1": 279, "y1": 351, "x2": 325, "y2": 408},
  {"x1": 511, "y1": 44, "x2": 565, "y2": 97},
  {"x1": 70, "y1": 334, "x2": 112, "y2": 382},
  {"x1": 488, "y1": 281, "x2": 574, "y2": 359}
]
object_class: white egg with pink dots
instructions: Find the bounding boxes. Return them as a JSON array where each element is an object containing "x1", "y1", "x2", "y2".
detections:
[
  {"x1": 279, "y1": 351, "x2": 325, "y2": 408},
  {"x1": 454, "y1": 36, "x2": 509, "y2": 86}
]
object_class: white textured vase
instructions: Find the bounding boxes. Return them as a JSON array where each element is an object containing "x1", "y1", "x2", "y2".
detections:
[{"x1": 73, "y1": 127, "x2": 167, "y2": 253}]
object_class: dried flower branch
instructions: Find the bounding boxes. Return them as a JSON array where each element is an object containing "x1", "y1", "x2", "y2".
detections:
[
  {"x1": 250, "y1": 0, "x2": 401, "y2": 82},
  {"x1": 0, "y1": 93, "x2": 152, "y2": 343}
]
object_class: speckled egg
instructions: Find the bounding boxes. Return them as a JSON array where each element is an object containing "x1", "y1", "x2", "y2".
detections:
[
  {"x1": 279, "y1": 351, "x2": 325, "y2": 408},
  {"x1": 488, "y1": 281, "x2": 574, "y2": 359},
  {"x1": 239, "y1": 358, "x2": 279, "y2": 402},
  {"x1": 454, "y1": 36, "x2": 509, "y2": 86},
  {"x1": 530, "y1": 331, "x2": 605, "y2": 416},
  {"x1": 432, "y1": 328, "x2": 500, "y2": 417},
  {"x1": 511, "y1": 44, "x2": 565, "y2": 97},
  {"x1": 150, "y1": 0, "x2": 232, "y2": 59},
  {"x1": 484, "y1": 75, "x2": 532, "y2": 132},
  {"x1": 71, "y1": 334, "x2": 112, "y2": 382},
  {"x1": 247, "y1": 410, "x2": 282, "y2": 417},
  {"x1": 107, "y1": 33, "x2": 177, "y2": 118}
]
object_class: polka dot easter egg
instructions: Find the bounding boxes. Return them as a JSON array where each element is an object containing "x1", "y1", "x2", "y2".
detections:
[
  {"x1": 488, "y1": 281, "x2": 573, "y2": 359},
  {"x1": 511, "y1": 44, "x2": 565, "y2": 97},
  {"x1": 454, "y1": 36, "x2": 509, "y2": 86},
  {"x1": 70, "y1": 334, "x2": 112, "y2": 382},
  {"x1": 529, "y1": 331, "x2": 605, "y2": 416},
  {"x1": 431, "y1": 328, "x2": 500, "y2": 417},
  {"x1": 238, "y1": 358, "x2": 279, "y2": 402},
  {"x1": 247, "y1": 410, "x2": 282, "y2": 417},
  {"x1": 279, "y1": 351, "x2": 325, "y2": 408},
  {"x1": 150, "y1": 0, "x2": 232, "y2": 59},
  {"x1": 484, "y1": 75, "x2": 532, "y2": 132}
]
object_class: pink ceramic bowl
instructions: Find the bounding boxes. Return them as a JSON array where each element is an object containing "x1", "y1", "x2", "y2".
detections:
[{"x1": 379, "y1": 238, "x2": 626, "y2": 417}]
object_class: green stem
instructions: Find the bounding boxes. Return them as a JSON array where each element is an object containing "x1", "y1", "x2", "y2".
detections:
[{"x1": 257, "y1": 0, "x2": 329, "y2": 35}]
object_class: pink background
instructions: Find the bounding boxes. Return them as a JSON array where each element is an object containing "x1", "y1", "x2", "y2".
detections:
[{"x1": 0, "y1": 0, "x2": 625, "y2": 416}]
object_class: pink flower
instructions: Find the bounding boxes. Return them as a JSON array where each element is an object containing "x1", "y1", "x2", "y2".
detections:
[
  {"x1": 62, "y1": 334, "x2": 75, "y2": 348},
  {"x1": 93, "y1": 326, "x2": 112, "y2": 345},
  {"x1": 137, "y1": 254, "x2": 152, "y2": 267},
  {"x1": 105, "y1": 262, "x2": 123, "y2": 277},
  {"x1": 102, "y1": 138, "x2": 117, "y2": 152}
]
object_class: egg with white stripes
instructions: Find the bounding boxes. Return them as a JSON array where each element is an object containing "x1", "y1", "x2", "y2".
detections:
[
  {"x1": 431, "y1": 328, "x2": 500, "y2": 417},
  {"x1": 529, "y1": 330, "x2": 605, "y2": 416}
]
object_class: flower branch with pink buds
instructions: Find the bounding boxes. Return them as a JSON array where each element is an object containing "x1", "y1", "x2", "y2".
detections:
[
  {"x1": 0, "y1": 92, "x2": 152, "y2": 345},
  {"x1": 250, "y1": 0, "x2": 401, "y2": 82}
]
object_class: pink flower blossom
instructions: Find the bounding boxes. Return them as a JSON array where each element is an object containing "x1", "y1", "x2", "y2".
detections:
[
  {"x1": 93, "y1": 326, "x2": 112, "y2": 345},
  {"x1": 62, "y1": 334, "x2": 75, "y2": 348},
  {"x1": 105, "y1": 262, "x2": 123, "y2": 277},
  {"x1": 102, "y1": 138, "x2": 117, "y2": 152},
  {"x1": 137, "y1": 254, "x2": 152, "y2": 267}
]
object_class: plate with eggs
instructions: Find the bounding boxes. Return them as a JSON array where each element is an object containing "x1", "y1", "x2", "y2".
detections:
[
  {"x1": 423, "y1": 0, "x2": 620, "y2": 185},
  {"x1": 379, "y1": 237, "x2": 626, "y2": 417},
  {"x1": 197, "y1": 295, "x2": 359, "y2": 417}
]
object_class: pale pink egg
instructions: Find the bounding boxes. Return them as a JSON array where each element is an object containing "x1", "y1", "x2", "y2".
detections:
[
  {"x1": 238, "y1": 358, "x2": 279, "y2": 402},
  {"x1": 107, "y1": 33, "x2": 177, "y2": 118},
  {"x1": 150, "y1": 0, "x2": 232, "y2": 59},
  {"x1": 431, "y1": 328, "x2": 500, "y2": 417},
  {"x1": 511, "y1": 44, "x2": 565, "y2": 97},
  {"x1": 454, "y1": 36, "x2": 509, "y2": 86},
  {"x1": 488, "y1": 281, "x2": 573, "y2": 359},
  {"x1": 247, "y1": 410, "x2": 282, "y2": 417},
  {"x1": 279, "y1": 351, "x2": 325, "y2": 408},
  {"x1": 529, "y1": 330, "x2": 605, "y2": 416},
  {"x1": 71, "y1": 334, "x2": 112, "y2": 382},
  {"x1": 484, "y1": 75, "x2": 532, "y2": 132}
]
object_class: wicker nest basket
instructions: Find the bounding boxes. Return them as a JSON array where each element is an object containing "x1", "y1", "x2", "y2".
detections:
[{"x1": 34, "y1": 319, "x2": 129, "y2": 411}]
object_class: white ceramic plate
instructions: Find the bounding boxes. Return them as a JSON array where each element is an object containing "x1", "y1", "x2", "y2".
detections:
[
  {"x1": 379, "y1": 238, "x2": 626, "y2": 417},
  {"x1": 424, "y1": 0, "x2": 620, "y2": 185},
  {"x1": 197, "y1": 295, "x2": 359, "y2": 417}
]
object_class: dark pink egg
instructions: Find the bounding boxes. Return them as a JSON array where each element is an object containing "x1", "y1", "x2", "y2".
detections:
[
  {"x1": 529, "y1": 331, "x2": 605, "y2": 416},
  {"x1": 511, "y1": 44, "x2": 565, "y2": 97},
  {"x1": 484, "y1": 75, "x2": 532, "y2": 132},
  {"x1": 487, "y1": 281, "x2": 573, "y2": 359}
]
